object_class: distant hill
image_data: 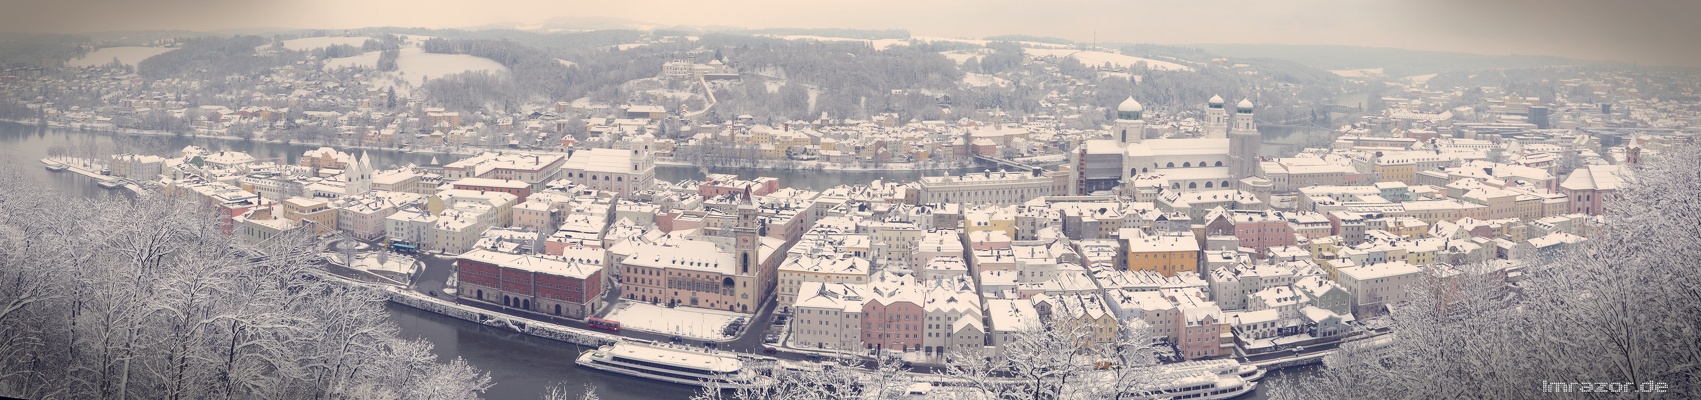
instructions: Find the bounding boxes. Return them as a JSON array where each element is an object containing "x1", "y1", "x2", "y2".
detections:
[
  {"x1": 1190, "y1": 44, "x2": 1579, "y2": 78},
  {"x1": 982, "y1": 35, "x2": 1074, "y2": 45}
]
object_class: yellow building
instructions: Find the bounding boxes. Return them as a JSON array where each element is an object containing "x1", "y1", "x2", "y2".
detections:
[
  {"x1": 965, "y1": 205, "x2": 1018, "y2": 239},
  {"x1": 281, "y1": 196, "x2": 338, "y2": 236},
  {"x1": 1120, "y1": 229, "x2": 1200, "y2": 277}
]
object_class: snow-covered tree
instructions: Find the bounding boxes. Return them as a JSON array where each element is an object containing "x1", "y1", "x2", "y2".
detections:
[
  {"x1": 0, "y1": 172, "x2": 491, "y2": 399},
  {"x1": 1279, "y1": 143, "x2": 1701, "y2": 399},
  {"x1": 941, "y1": 318, "x2": 1161, "y2": 399}
]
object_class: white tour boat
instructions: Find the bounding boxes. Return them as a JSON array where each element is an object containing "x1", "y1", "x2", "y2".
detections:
[{"x1": 576, "y1": 342, "x2": 775, "y2": 389}]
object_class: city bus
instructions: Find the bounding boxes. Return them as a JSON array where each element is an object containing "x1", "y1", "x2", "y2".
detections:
[
  {"x1": 587, "y1": 317, "x2": 621, "y2": 332},
  {"x1": 391, "y1": 242, "x2": 418, "y2": 255}
]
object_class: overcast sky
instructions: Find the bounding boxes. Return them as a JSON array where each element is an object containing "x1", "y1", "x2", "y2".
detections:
[{"x1": 5, "y1": 0, "x2": 1699, "y2": 66}]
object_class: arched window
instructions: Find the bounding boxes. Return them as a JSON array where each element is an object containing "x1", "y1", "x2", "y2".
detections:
[
  {"x1": 476, "y1": 289, "x2": 483, "y2": 299},
  {"x1": 1120, "y1": 130, "x2": 1127, "y2": 142},
  {"x1": 1172, "y1": 183, "x2": 1180, "y2": 189},
  {"x1": 1189, "y1": 182, "x2": 1197, "y2": 189},
  {"x1": 1215, "y1": 161, "x2": 1224, "y2": 167},
  {"x1": 1200, "y1": 160, "x2": 1208, "y2": 168},
  {"x1": 1183, "y1": 162, "x2": 1192, "y2": 168},
  {"x1": 741, "y1": 253, "x2": 750, "y2": 274},
  {"x1": 1205, "y1": 182, "x2": 1214, "y2": 188},
  {"x1": 1223, "y1": 180, "x2": 1231, "y2": 188},
  {"x1": 1131, "y1": 168, "x2": 1139, "y2": 176},
  {"x1": 555, "y1": 304, "x2": 562, "y2": 315},
  {"x1": 1166, "y1": 162, "x2": 1174, "y2": 168}
]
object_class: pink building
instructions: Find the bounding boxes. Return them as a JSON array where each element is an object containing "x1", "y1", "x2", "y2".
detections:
[
  {"x1": 1559, "y1": 165, "x2": 1627, "y2": 216},
  {"x1": 1205, "y1": 209, "x2": 1298, "y2": 258},
  {"x1": 861, "y1": 289, "x2": 925, "y2": 353}
]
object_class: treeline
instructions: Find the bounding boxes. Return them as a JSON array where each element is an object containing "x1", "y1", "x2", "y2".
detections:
[
  {"x1": 0, "y1": 34, "x2": 86, "y2": 67},
  {"x1": 420, "y1": 38, "x2": 577, "y2": 108},
  {"x1": 0, "y1": 173, "x2": 492, "y2": 399},
  {"x1": 746, "y1": 28, "x2": 911, "y2": 40},
  {"x1": 137, "y1": 35, "x2": 294, "y2": 81}
]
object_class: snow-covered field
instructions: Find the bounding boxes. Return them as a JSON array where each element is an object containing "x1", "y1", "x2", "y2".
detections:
[
  {"x1": 271, "y1": 36, "x2": 369, "y2": 51},
  {"x1": 963, "y1": 73, "x2": 1010, "y2": 87},
  {"x1": 1329, "y1": 68, "x2": 1386, "y2": 78},
  {"x1": 759, "y1": 35, "x2": 910, "y2": 50},
  {"x1": 1023, "y1": 48, "x2": 1192, "y2": 71},
  {"x1": 322, "y1": 47, "x2": 508, "y2": 90},
  {"x1": 939, "y1": 50, "x2": 988, "y2": 64},
  {"x1": 393, "y1": 48, "x2": 507, "y2": 87},
  {"x1": 1403, "y1": 73, "x2": 1438, "y2": 84},
  {"x1": 323, "y1": 51, "x2": 381, "y2": 70},
  {"x1": 68, "y1": 47, "x2": 174, "y2": 67},
  {"x1": 605, "y1": 302, "x2": 748, "y2": 341},
  {"x1": 913, "y1": 36, "x2": 1073, "y2": 49}
]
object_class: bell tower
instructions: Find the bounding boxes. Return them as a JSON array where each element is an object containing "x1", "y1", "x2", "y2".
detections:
[
  {"x1": 731, "y1": 186, "x2": 762, "y2": 313},
  {"x1": 1114, "y1": 96, "x2": 1145, "y2": 147}
]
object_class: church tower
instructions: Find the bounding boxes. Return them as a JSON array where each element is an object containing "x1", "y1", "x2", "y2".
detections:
[
  {"x1": 1204, "y1": 95, "x2": 1229, "y2": 138},
  {"x1": 346, "y1": 151, "x2": 373, "y2": 195},
  {"x1": 731, "y1": 187, "x2": 762, "y2": 313},
  {"x1": 1228, "y1": 99, "x2": 1261, "y2": 180},
  {"x1": 1115, "y1": 96, "x2": 1145, "y2": 147}
]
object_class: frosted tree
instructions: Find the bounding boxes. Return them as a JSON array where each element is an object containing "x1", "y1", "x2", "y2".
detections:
[
  {"x1": 0, "y1": 170, "x2": 492, "y2": 399},
  {"x1": 941, "y1": 318, "x2": 1161, "y2": 399},
  {"x1": 1278, "y1": 143, "x2": 1701, "y2": 399},
  {"x1": 689, "y1": 353, "x2": 909, "y2": 400}
]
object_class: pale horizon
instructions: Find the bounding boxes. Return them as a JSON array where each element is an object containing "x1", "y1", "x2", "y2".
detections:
[{"x1": 4, "y1": 0, "x2": 1700, "y2": 67}]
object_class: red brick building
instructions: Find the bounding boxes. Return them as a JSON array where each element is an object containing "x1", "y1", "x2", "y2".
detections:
[{"x1": 457, "y1": 249, "x2": 604, "y2": 319}]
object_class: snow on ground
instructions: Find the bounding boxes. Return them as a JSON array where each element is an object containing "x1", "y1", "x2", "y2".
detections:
[
  {"x1": 1023, "y1": 48, "x2": 1193, "y2": 71},
  {"x1": 1329, "y1": 68, "x2": 1386, "y2": 78},
  {"x1": 269, "y1": 36, "x2": 369, "y2": 51},
  {"x1": 963, "y1": 73, "x2": 1009, "y2": 88},
  {"x1": 758, "y1": 35, "x2": 910, "y2": 50},
  {"x1": 68, "y1": 47, "x2": 174, "y2": 67},
  {"x1": 939, "y1": 50, "x2": 988, "y2": 64},
  {"x1": 913, "y1": 36, "x2": 1073, "y2": 49},
  {"x1": 605, "y1": 301, "x2": 749, "y2": 341},
  {"x1": 392, "y1": 47, "x2": 507, "y2": 88},
  {"x1": 555, "y1": 58, "x2": 576, "y2": 68},
  {"x1": 1403, "y1": 73, "x2": 1438, "y2": 85},
  {"x1": 323, "y1": 51, "x2": 381, "y2": 70}
]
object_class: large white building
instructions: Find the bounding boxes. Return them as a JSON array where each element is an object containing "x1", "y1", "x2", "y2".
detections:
[
  {"x1": 561, "y1": 135, "x2": 656, "y2": 195},
  {"x1": 1073, "y1": 95, "x2": 1261, "y2": 196},
  {"x1": 916, "y1": 170, "x2": 1053, "y2": 205}
]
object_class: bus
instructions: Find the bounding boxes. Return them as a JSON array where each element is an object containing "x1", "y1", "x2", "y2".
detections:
[
  {"x1": 587, "y1": 317, "x2": 621, "y2": 332},
  {"x1": 391, "y1": 242, "x2": 418, "y2": 255}
]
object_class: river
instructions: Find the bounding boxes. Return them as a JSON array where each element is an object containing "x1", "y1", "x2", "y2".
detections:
[{"x1": 2, "y1": 122, "x2": 1327, "y2": 399}]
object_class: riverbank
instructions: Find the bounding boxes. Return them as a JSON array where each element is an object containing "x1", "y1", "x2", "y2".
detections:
[
  {"x1": 4, "y1": 118, "x2": 480, "y2": 159},
  {"x1": 655, "y1": 158, "x2": 980, "y2": 173}
]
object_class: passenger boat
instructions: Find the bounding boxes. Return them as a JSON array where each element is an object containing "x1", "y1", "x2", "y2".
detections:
[
  {"x1": 97, "y1": 180, "x2": 121, "y2": 189},
  {"x1": 576, "y1": 342, "x2": 775, "y2": 389},
  {"x1": 1165, "y1": 358, "x2": 1265, "y2": 382},
  {"x1": 45, "y1": 164, "x2": 69, "y2": 172},
  {"x1": 1132, "y1": 368, "x2": 1256, "y2": 400}
]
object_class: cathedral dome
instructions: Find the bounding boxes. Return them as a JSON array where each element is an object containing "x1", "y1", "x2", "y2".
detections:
[
  {"x1": 1236, "y1": 99, "x2": 1254, "y2": 114},
  {"x1": 1118, "y1": 96, "x2": 1144, "y2": 112},
  {"x1": 1116, "y1": 96, "x2": 1144, "y2": 121},
  {"x1": 1208, "y1": 95, "x2": 1225, "y2": 107}
]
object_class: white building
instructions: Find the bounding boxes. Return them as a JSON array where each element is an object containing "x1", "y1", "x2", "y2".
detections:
[
  {"x1": 1335, "y1": 261, "x2": 1424, "y2": 316},
  {"x1": 791, "y1": 282, "x2": 865, "y2": 352},
  {"x1": 916, "y1": 170, "x2": 1054, "y2": 205}
]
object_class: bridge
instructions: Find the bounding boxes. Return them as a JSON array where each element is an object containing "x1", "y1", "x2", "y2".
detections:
[{"x1": 971, "y1": 154, "x2": 1045, "y2": 174}]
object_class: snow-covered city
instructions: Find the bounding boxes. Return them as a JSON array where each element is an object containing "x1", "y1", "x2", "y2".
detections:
[{"x1": 1, "y1": 1, "x2": 1699, "y2": 399}]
